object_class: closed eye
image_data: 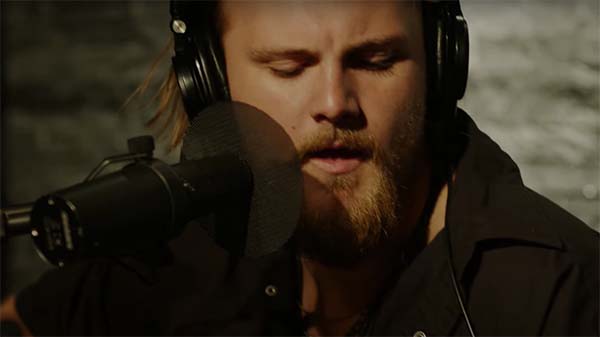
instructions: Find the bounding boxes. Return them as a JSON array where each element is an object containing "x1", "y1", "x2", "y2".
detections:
[
  {"x1": 267, "y1": 61, "x2": 306, "y2": 78},
  {"x1": 352, "y1": 51, "x2": 401, "y2": 72},
  {"x1": 342, "y1": 35, "x2": 408, "y2": 75},
  {"x1": 249, "y1": 48, "x2": 319, "y2": 79}
]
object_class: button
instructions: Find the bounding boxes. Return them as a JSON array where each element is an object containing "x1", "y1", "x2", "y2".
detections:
[
  {"x1": 265, "y1": 285, "x2": 278, "y2": 297},
  {"x1": 413, "y1": 331, "x2": 426, "y2": 337}
]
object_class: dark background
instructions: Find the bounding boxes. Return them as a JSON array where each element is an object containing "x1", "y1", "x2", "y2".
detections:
[{"x1": 1, "y1": 1, "x2": 598, "y2": 296}]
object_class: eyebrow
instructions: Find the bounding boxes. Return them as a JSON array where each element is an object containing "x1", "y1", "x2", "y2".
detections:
[
  {"x1": 343, "y1": 35, "x2": 408, "y2": 57},
  {"x1": 248, "y1": 34, "x2": 407, "y2": 64},
  {"x1": 249, "y1": 48, "x2": 320, "y2": 64}
]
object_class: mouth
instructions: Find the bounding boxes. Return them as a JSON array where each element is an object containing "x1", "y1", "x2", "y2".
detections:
[{"x1": 304, "y1": 144, "x2": 370, "y2": 175}]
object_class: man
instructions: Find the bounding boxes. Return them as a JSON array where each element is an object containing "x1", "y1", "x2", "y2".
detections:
[{"x1": 1, "y1": 1, "x2": 598, "y2": 336}]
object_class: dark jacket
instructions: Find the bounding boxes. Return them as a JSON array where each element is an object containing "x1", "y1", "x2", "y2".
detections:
[
  {"x1": 371, "y1": 111, "x2": 599, "y2": 336},
  {"x1": 16, "y1": 111, "x2": 599, "y2": 336}
]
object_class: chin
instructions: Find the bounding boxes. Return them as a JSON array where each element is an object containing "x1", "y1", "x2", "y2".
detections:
[{"x1": 296, "y1": 159, "x2": 401, "y2": 266}]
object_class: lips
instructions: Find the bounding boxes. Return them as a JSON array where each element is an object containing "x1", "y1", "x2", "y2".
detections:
[{"x1": 305, "y1": 145, "x2": 370, "y2": 175}]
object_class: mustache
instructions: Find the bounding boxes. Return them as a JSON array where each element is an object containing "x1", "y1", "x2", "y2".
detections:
[{"x1": 297, "y1": 129, "x2": 376, "y2": 163}]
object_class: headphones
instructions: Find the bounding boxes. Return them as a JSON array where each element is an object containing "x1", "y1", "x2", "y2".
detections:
[
  {"x1": 170, "y1": 1, "x2": 228, "y2": 120},
  {"x1": 169, "y1": 1, "x2": 469, "y2": 124}
]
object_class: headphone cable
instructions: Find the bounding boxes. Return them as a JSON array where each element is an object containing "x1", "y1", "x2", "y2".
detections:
[{"x1": 444, "y1": 136, "x2": 476, "y2": 337}]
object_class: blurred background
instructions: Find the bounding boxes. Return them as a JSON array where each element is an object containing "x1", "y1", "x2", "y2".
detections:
[{"x1": 1, "y1": 1, "x2": 598, "y2": 296}]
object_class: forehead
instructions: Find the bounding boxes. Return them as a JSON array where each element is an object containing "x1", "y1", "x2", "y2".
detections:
[{"x1": 219, "y1": 2, "x2": 422, "y2": 50}]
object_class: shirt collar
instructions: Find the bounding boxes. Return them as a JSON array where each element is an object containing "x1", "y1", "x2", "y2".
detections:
[{"x1": 447, "y1": 109, "x2": 564, "y2": 276}]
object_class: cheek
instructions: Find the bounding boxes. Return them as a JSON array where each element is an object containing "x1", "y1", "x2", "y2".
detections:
[
  {"x1": 357, "y1": 64, "x2": 426, "y2": 150},
  {"x1": 225, "y1": 56, "x2": 306, "y2": 147}
]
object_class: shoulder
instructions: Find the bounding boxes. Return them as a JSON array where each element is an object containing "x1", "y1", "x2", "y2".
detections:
[
  {"x1": 451, "y1": 112, "x2": 598, "y2": 335},
  {"x1": 451, "y1": 110, "x2": 598, "y2": 264},
  {"x1": 15, "y1": 256, "x2": 161, "y2": 336},
  {"x1": 466, "y1": 193, "x2": 598, "y2": 335}
]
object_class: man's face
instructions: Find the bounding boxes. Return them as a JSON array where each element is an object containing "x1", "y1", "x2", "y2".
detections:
[{"x1": 221, "y1": 1, "x2": 428, "y2": 265}]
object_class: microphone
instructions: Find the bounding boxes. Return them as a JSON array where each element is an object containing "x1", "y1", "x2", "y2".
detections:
[
  {"x1": 2, "y1": 102, "x2": 302, "y2": 266},
  {"x1": 29, "y1": 155, "x2": 252, "y2": 266}
]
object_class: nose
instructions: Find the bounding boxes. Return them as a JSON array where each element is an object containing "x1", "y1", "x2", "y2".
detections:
[{"x1": 310, "y1": 64, "x2": 360, "y2": 125}]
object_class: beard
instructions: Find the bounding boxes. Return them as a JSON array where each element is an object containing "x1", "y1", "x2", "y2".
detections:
[{"x1": 294, "y1": 113, "x2": 424, "y2": 268}]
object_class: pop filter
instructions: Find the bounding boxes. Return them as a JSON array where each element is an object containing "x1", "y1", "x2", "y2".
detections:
[{"x1": 182, "y1": 102, "x2": 302, "y2": 258}]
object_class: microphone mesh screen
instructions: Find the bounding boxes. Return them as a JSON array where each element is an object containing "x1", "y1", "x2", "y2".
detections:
[{"x1": 182, "y1": 102, "x2": 302, "y2": 258}]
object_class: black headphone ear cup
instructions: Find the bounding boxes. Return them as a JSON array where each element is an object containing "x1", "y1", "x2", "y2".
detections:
[
  {"x1": 426, "y1": 2, "x2": 469, "y2": 121},
  {"x1": 439, "y1": 8, "x2": 454, "y2": 108},
  {"x1": 172, "y1": 53, "x2": 210, "y2": 112},
  {"x1": 170, "y1": 2, "x2": 230, "y2": 122},
  {"x1": 203, "y1": 33, "x2": 230, "y2": 101},
  {"x1": 451, "y1": 14, "x2": 469, "y2": 100},
  {"x1": 173, "y1": 32, "x2": 230, "y2": 121},
  {"x1": 433, "y1": 12, "x2": 446, "y2": 101},
  {"x1": 441, "y1": 3, "x2": 469, "y2": 103},
  {"x1": 423, "y1": 2, "x2": 449, "y2": 121}
]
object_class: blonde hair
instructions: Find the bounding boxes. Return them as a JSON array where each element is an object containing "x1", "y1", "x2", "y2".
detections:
[{"x1": 123, "y1": 38, "x2": 189, "y2": 151}]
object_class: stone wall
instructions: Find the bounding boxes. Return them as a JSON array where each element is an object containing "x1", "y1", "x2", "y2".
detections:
[
  {"x1": 3, "y1": 1, "x2": 174, "y2": 295},
  {"x1": 2, "y1": 1, "x2": 598, "y2": 295}
]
